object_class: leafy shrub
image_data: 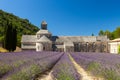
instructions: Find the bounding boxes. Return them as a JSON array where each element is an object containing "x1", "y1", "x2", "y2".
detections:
[{"x1": 118, "y1": 45, "x2": 120, "y2": 54}]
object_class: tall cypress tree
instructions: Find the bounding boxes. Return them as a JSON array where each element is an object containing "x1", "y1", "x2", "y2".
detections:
[
  {"x1": 4, "y1": 20, "x2": 10, "y2": 50},
  {"x1": 4, "y1": 21, "x2": 17, "y2": 52},
  {"x1": 8, "y1": 23, "x2": 12, "y2": 51},
  {"x1": 11, "y1": 27, "x2": 17, "y2": 51}
]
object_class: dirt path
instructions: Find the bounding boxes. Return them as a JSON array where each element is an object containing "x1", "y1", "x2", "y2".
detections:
[
  {"x1": 37, "y1": 71, "x2": 54, "y2": 80},
  {"x1": 69, "y1": 54, "x2": 104, "y2": 80}
]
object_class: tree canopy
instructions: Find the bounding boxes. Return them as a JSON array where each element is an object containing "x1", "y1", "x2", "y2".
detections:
[
  {"x1": 0, "y1": 10, "x2": 39, "y2": 46},
  {"x1": 4, "y1": 21, "x2": 17, "y2": 51},
  {"x1": 98, "y1": 27, "x2": 120, "y2": 40}
]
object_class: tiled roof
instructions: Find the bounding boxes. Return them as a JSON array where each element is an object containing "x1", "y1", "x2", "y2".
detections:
[
  {"x1": 54, "y1": 36, "x2": 97, "y2": 42},
  {"x1": 21, "y1": 35, "x2": 37, "y2": 43},
  {"x1": 21, "y1": 35, "x2": 108, "y2": 43},
  {"x1": 41, "y1": 21, "x2": 47, "y2": 25},
  {"x1": 110, "y1": 38, "x2": 120, "y2": 42},
  {"x1": 36, "y1": 30, "x2": 52, "y2": 35},
  {"x1": 37, "y1": 35, "x2": 51, "y2": 42},
  {"x1": 96, "y1": 36, "x2": 109, "y2": 41},
  {"x1": 52, "y1": 36, "x2": 108, "y2": 43}
]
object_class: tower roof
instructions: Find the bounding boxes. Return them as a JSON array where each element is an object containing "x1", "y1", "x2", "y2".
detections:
[
  {"x1": 37, "y1": 35, "x2": 51, "y2": 42},
  {"x1": 36, "y1": 30, "x2": 52, "y2": 35},
  {"x1": 21, "y1": 35, "x2": 37, "y2": 43},
  {"x1": 41, "y1": 21, "x2": 47, "y2": 25},
  {"x1": 41, "y1": 21, "x2": 47, "y2": 30}
]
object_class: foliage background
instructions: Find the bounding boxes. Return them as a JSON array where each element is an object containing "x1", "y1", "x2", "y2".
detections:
[
  {"x1": 99, "y1": 27, "x2": 120, "y2": 40},
  {"x1": 0, "y1": 10, "x2": 39, "y2": 47}
]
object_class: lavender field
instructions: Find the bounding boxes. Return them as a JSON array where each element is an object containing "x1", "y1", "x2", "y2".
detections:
[
  {"x1": 70, "y1": 52, "x2": 120, "y2": 80},
  {"x1": 0, "y1": 51, "x2": 120, "y2": 80},
  {"x1": 0, "y1": 51, "x2": 63, "y2": 80}
]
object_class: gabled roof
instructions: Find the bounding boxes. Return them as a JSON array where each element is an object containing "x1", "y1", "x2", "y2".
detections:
[
  {"x1": 52, "y1": 36, "x2": 109, "y2": 43},
  {"x1": 53, "y1": 36, "x2": 97, "y2": 42},
  {"x1": 37, "y1": 35, "x2": 51, "y2": 42},
  {"x1": 36, "y1": 30, "x2": 51, "y2": 35},
  {"x1": 21, "y1": 35, "x2": 37, "y2": 43}
]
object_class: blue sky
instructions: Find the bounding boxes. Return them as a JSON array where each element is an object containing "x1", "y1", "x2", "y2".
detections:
[{"x1": 0, "y1": 0, "x2": 120, "y2": 36}]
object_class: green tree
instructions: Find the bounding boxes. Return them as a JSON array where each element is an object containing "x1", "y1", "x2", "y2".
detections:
[
  {"x1": 4, "y1": 21, "x2": 17, "y2": 52},
  {"x1": 118, "y1": 45, "x2": 120, "y2": 54},
  {"x1": 98, "y1": 30, "x2": 105, "y2": 36},
  {"x1": 0, "y1": 9, "x2": 39, "y2": 47},
  {"x1": 113, "y1": 27, "x2": 120, "y2": 38},
  {"x1": 104, "y1": 30, "x2": 112, "y2": 39},
  {"x1": 4, "y1": 21, "x2": 9, "y2": 50},
  {"x1": 91, "y1": 33, "x2": 94, "y2": 36},
  {"x1": 11, "y1": 27, "x2": 17, "y2": 51}
]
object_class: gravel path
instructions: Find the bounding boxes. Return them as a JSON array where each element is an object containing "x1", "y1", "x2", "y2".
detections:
[
  {"x1": 37, "y1": 54, "x2": 104, "y2": 80},
  {"x1": 69, "y1": 54, "x2": 104, "y2": 80}
]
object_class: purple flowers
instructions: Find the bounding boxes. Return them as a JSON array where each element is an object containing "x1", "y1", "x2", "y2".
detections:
[
  {"x1": 1, "y1": 51, "x2": 120, "y2": 80},
  {"x1": 0, "y1": 51, "x2": 63, "y2": 80},
  {"x1": 52, "y1": 53, "x2": 81, "y2": 80},
  {"x1": 70, "y1": 52, "x2": 120, "y2": 80}
]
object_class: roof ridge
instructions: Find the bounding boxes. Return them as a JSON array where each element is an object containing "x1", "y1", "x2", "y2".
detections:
[{"x1": 37, "y1": 35, "x2": 51, "y2": 42}]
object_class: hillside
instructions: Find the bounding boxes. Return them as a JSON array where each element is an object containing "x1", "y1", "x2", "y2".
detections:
[{"x1": 0, "y1": 10, "x2": 39, "y2": 46}]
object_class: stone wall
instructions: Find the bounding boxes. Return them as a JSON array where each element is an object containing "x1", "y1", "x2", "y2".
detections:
[{"x1": 73, "y1": 42, "x2": 108, "y2": 53}]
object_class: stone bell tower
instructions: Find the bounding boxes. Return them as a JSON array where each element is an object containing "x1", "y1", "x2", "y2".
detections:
[
  {"x1": 36, "y1": 21, "x2": 52, "y2": 52},
  {"x1": 41, "y1": 21, "x2": 47, "y2": 30}
]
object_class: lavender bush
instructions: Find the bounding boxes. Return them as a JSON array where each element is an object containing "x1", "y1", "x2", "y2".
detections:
[
  {"x1": 0, "y1": 51, "x2": 63, "y2": 80},
  {"x1": 52, "y1": 53, "x2": 81, "y2": 80},
  {"x1": 70, "y1": 52, "x2": 120, "y2": 80}
]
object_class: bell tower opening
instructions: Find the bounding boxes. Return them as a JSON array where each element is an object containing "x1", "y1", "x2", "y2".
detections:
[{"x1": 41, "y1": 21, "x2": 47, "y2": 30}]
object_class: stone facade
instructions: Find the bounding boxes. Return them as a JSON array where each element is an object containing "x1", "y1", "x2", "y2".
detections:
[
  {"x1": 109, "y1": 38, "x2": 120, "y2": 54},
  {"x1": 21, "y1": 21, "x2": 109, "y2": 52}
]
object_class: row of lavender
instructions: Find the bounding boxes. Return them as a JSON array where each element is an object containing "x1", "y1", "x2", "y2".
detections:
[
  {"x1": 0, "y1": 51, "x2": 81, "y2": 80},
  {"x1": 52, "y1": 53, "x2": 81, "y2": 80},
  {"x1": 0, "y1": 51, "x2": 63, "y2": 80},
  {"x1": 70, "y1": 52, "x2": 120, "y2": 80}
]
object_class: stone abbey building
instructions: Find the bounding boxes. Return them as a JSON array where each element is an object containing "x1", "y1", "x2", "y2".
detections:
[{"x1": 21, "y1": 21, "x2": 109, "y2": 52}]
